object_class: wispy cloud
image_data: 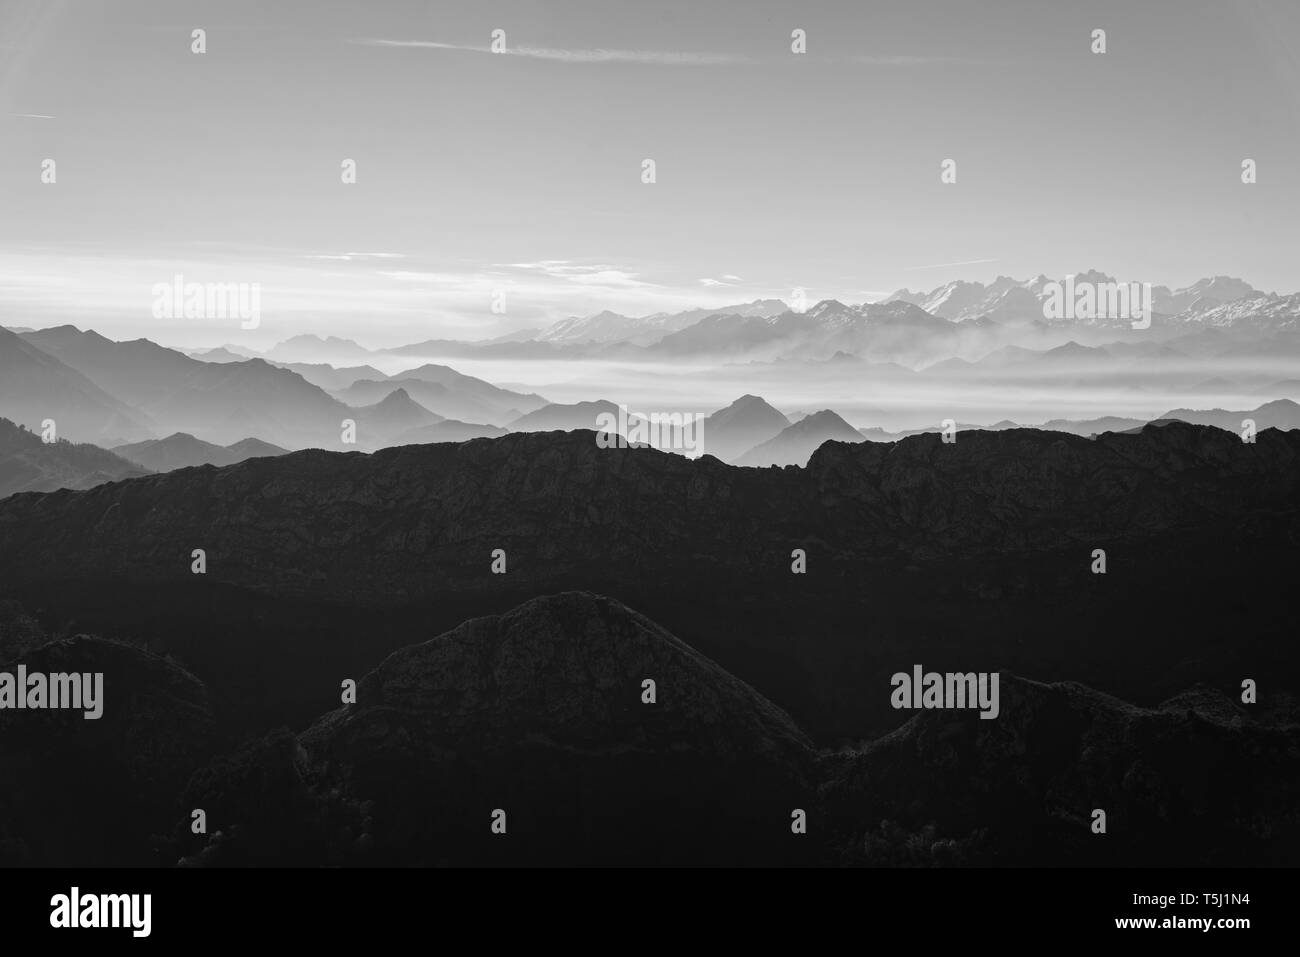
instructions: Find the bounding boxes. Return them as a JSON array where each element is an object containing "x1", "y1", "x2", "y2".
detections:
[
  {"x1": 503, "y1": 261, "x2": 653, "y2": 288},
  {"x1": 356, "y1": 39, "x2": 749, "y2": 65},
  {"x1": 306, "y1": 252, "x2": 407, "y2": 262},
  {"x1": 10, "y1": 113, "x2": 55, "y2": 119},
  {"x1": 905, "y1": 258, "x2": 1000, "y2": 270}
]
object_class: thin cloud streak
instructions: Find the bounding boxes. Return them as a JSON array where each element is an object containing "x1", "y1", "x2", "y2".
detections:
[
  {"x1": 905, "y1": 258, "x2": 1001, "y2": 270},
  {"x1": 355, "y1": 39, "x2": 750, "y2": 65}
]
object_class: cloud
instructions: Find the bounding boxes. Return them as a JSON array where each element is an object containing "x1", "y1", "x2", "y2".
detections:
[
  {"x1": 355, "y1": 39, "x2": 750, "y2": 65},
  {"x1": 9, "y1": 113, "x2": 55, "y2": 119},
  {"x1": 502, "y1": 261, "x2": 652, "y2": 288},
  {"x1": 904, "y1": 258, "x2": 1000, "y2": 270},
  {"x1": 721, "y1": 274, "x2": 744, "y2": 282},
  {"x1": 307, "y1": 252, "x2": 407, "y2": 262},
  {"x1": 355, "y1": 39, "x2": 975, "y2": 69}
]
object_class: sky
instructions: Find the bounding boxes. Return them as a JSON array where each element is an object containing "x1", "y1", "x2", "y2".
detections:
[{"x1": 1, "y1": 0, "x2": 1298, "y2": 348}]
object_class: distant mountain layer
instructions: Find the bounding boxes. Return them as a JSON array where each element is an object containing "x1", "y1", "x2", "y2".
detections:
[
  {"x1": 700, "y1": 394, "x2": 790, "y2": 462},
  {"x1": 735, "y1": 409, "x2": 863, "y2": 466},
  {"x1": 19, "y1": 326, "x2": 349, "y2": 448},
  {"x1": 508, "y1": 400, "x2": 620, "y2": 432},
  {"x1": 526, "y1": 299, "x2": 790, "y2": 346},
  {"x1": 334, "y1": 365, "x2": 546, "y2": 426},
  {"x1": 889, "y1": 272, "x2": 1276, "y2": 326},
  {"x1": 0, "y1": 417, "x2": 149, "y2": 498},
  {"x1": 0, "y1": 327, "x2": 155, "y2": 444},
  {"x1": 12, "y1": 326, "x2": 546, "y2": 449},
  {"x1": 112, "y1": 433, "x2": 288, "y2": 472}
]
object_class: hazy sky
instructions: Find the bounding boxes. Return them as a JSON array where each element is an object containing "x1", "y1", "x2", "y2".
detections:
[{"x1": 1, "y1": 0, "x2": 1297, "y2": 347}]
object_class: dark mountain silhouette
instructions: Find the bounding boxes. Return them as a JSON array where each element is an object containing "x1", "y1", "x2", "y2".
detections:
[
  {"x1": 112, "y1": 433, "x2": 288, "y2": 472},
  {"x1": 701, "y1": 395, "x2": 790, "y2": 462},
  {"x1": 823, "y1": 674, "x2": 1300, "y2": 866},
  {"x1": 159, "y1": 594, "x2": 1299, "y2": 867},
  {"x1": 2, "y1": 421, "x2": 1295, "y2": 746},
  {"x1": 192, "y1": 592, "x2": 817, "y2": 866},
  {"x1": 1, "y1": 423, "x2": 1298, "y2": 865},
  {"x1": 0, "y1": 327, "x2": 154, "y2": 444},
  {"x1": 735, "y1": 409, "x2": 863, "y2": 466},
  {"x1": 0, "y1": 417, "x2": 149, "y2": 497}
]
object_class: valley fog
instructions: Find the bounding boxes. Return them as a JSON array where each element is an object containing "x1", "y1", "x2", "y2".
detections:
[{"x1": 358, "y1": 352, "x2": 1298, "y2": 433}]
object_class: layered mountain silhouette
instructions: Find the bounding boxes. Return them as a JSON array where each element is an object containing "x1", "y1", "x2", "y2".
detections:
[
  {"x1": 19, "y1": 326, "x2": 349, "y2": 448},
  {"x1": 268, "y1": 361, "x2": 386, "y2": 392},
  {"x1": 112, "y1": 433, "x2": 288, "y2": 472},
  {"x1": 736, "y1": 409, "x2": 863, "y2": 466},
  {"x1": 0, "y1": 327, "x2": 154, "y2": 443},
  {"x1": 700, "y1": 394, "x2": 790, "y2": 462},
  {"x1": 335, "y1": 369, "x2": 542, "y2": 426},
  {"x1": 350, "y1": 388, "x2": 443, "y2": 447},
  {"x1": 1156, "y1": 397, "x2": 1300, "y2": 432},
  {"x1": 0, "y1": 417, "x2": 149, "y2": 497},
  {"x1": 508, "y1": 399, "x2": 620, "y2": 432}
]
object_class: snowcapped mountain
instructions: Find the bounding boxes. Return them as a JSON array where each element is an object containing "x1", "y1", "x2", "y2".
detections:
[
  {"x1": 1152, "y1": 276, "x2": 1267, "y2": 316},
  {"x1": 1177, "y1": 292, "x2": 1300, "y2": 329},
  {"x1": 888, "y1": 272, "x2": 1279, "y2": 329}
]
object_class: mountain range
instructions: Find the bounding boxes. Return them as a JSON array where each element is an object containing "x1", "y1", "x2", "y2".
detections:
[{"x1": 2, "y1": 422, "x2": 1297, "y2": 865}]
